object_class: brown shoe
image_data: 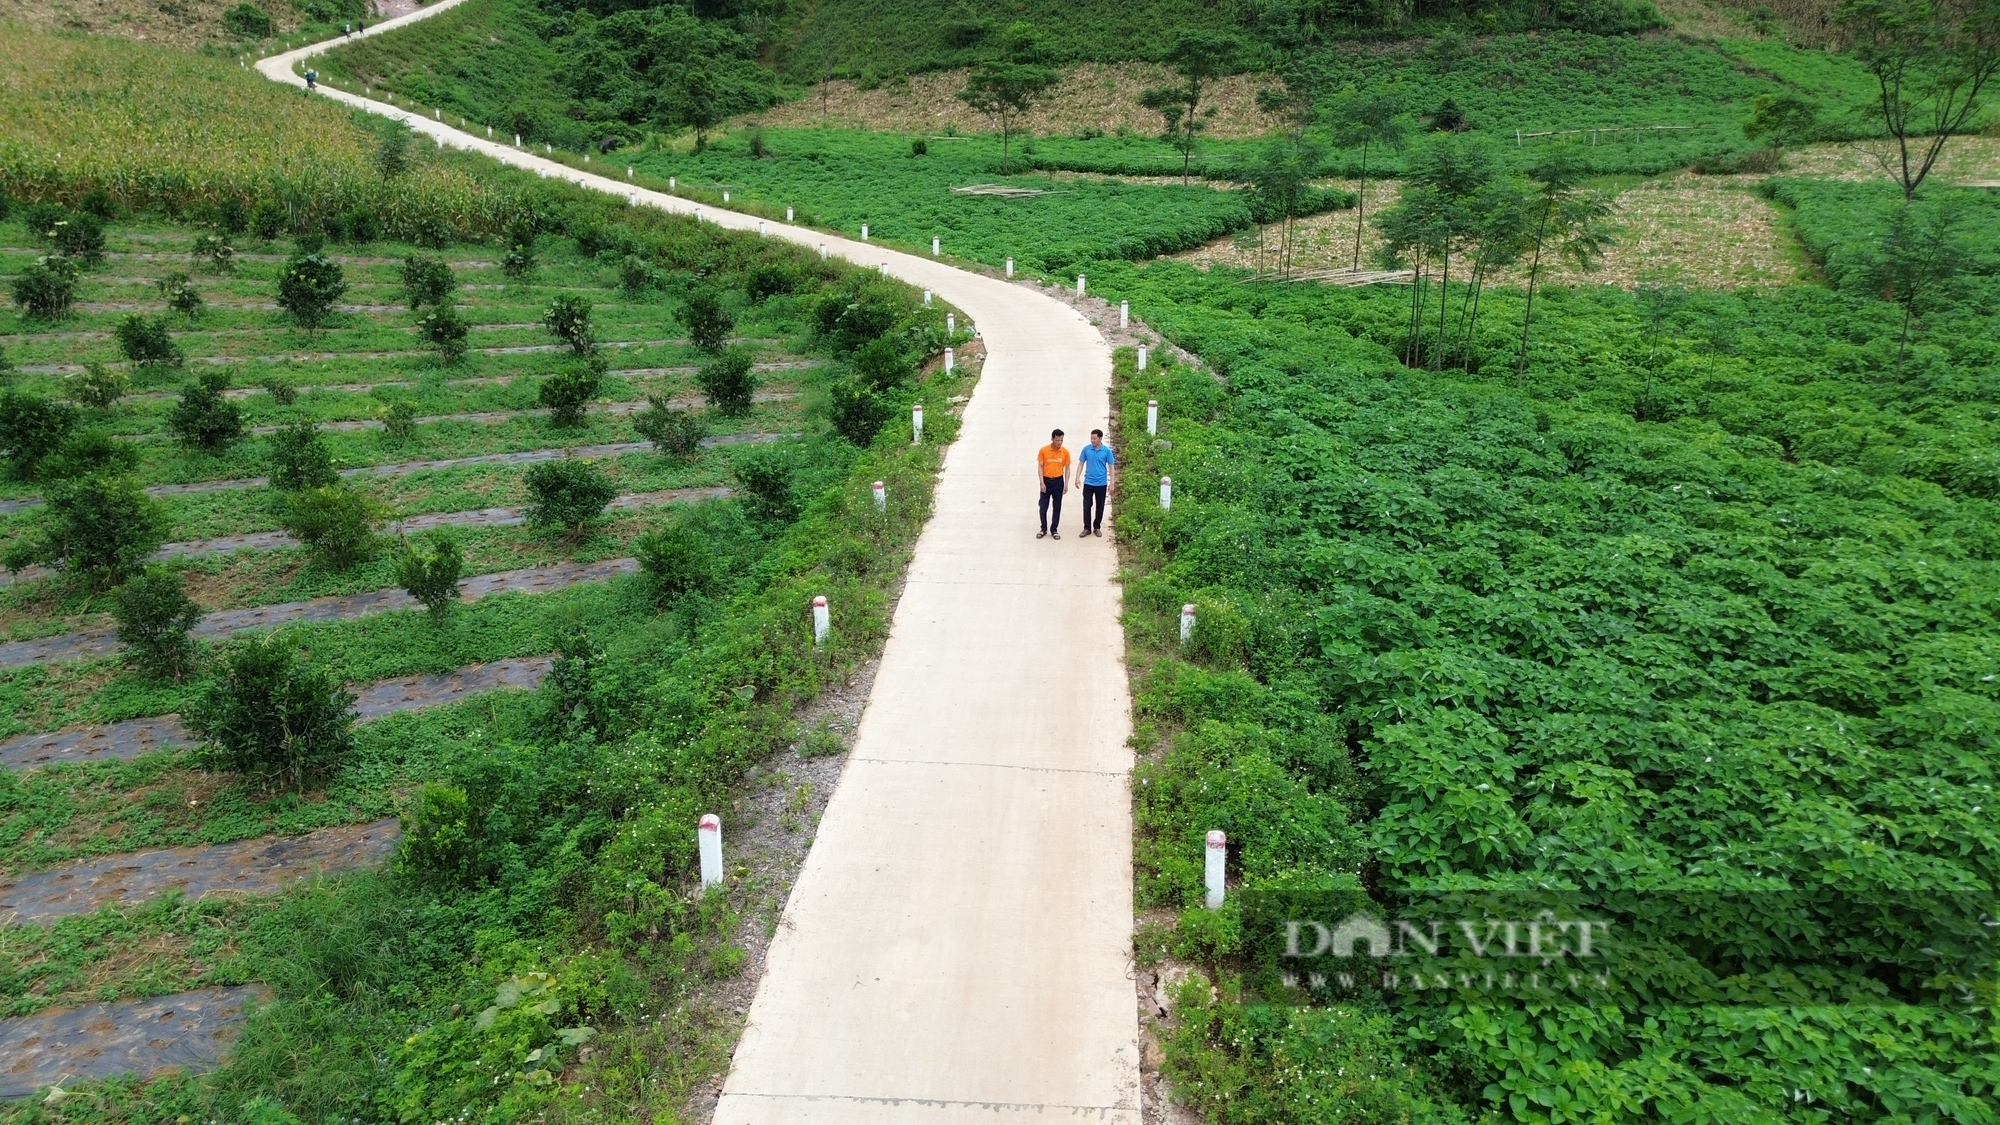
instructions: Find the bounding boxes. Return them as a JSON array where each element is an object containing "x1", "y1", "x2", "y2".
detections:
[{"x1": 1037, "y1": 530, "x2": 1047, "y2": 539}]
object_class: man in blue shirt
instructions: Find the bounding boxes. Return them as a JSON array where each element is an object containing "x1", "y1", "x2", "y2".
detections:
[{"x1": 1076, "y1": 428, "x2": 1116, "y2": 538}]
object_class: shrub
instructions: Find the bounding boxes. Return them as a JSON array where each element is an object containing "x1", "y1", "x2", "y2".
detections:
[
  {"x1": 76, "y1": 189, "x2": 116, "y2": 221},
  {"x1": 276, "y1": 248, "x2": 348, "y2": 333},
  {"x1": 523, "y1": 459, "x2": 615, "y2": 536},
  {"x1": 912, "y1": 137, "x2": 929, "y2": 156},
  {"x1": 223, "y1": 2, "x2": 272, "y2": 37},
  {"x1": 695, "y1": 346, "x2": 758, "y2": 416},
  {"x1": 334, "y1": 207, "x2": 380, "y2": 244},
  {"x1": 542, "y1": 294, "x2": 593, "y2": 356},
  {"x1": 2, "y1": 473, "x2": 166, "y2": 588},
  {"x1": 21, "y1": 203, "x2": 65, "y2": 242},
  {"x1": 375, "y1": 127, "x2": 410, "y2": 180},
  {"x1": 538, "y1": 358, "x2": 603, "y2": 427},
  {"x1": 541, "y1": 627, "x2": 619, "y2": 740},
  {"x1": 158, "y1": 271, "x2": 205, "y2": 318},
  {"x1": 111, "y1": 565, "x2": 202, "y2": 681},
  {"x1": 851, "y1": 335, "x2": 915, "y2": 391},
  {"x1": 398, "y1": 783, "x2": 482, "y2": 888},
  {"x1": 268, "y1": 421, "x2": 339, "y2": 491},
  {"x1": 503, "y1": 218, "x2": 537, "y2": 278},
  {"x1": 383, "y1": 400, "x2": 419, "y2": 441},
  {"x1": 115, "y1": 314, "x2": 183, "y2": 367},
  {"x1": 187, "y1": 635, "x2": 355, "y2": 792},
  {"x1": 168, "y1": 370, "x2": 245, "y2": 451},
  {"x1": 213, "y1": 196, "x2": 248, "y2": 236},
  {"x1": 281, "y1": 485, "x2": 383, "y2": 570},
  {"x1": 12, "y1": 256, "x2": 80, "y2": 320},
  {"x1": 635, "y1": 524, "x2": 712, "y2": 603},
  {"x1": 829, "y1": 378, "x2": 891, "y2": 446},
  {"x1": 261, "y1": 373, "x2": 298, "y2": 405},
  {"x1": 49, "y1": 213, "x2": 105, "y2": 264},
  {"x1": 733, "y1": 445, "x2": 799, "y2": 521},
  {"x1": 0, "y1": 392, "x2": 78, "y2": 479},
  {"x1": 680, "y1": 287, "x2": 734, "y2": 353},
  {"x1": 393, "y1": 532, "x2": 464, "y2": 620},
  {"x1": 64, "y1": 362, "x2": 130, "y2": 410},
  {"x1": 249, "y1": 199, "x2": 286, "y2": 240},
  {"x1": 417, "y1": 303, "x2": 469, "y2": 364},
  {"x1": 38, "y1": 428, "x2": 139, "y2": 481},
  {"x1": 401, "y1": 254, "x2": 456, "y2": 308},
  {"x1": 744, "y1": 263, "x2": 797, "y2": 303},
  {"x1": 812, "y1": 289, "x2": 900, "y2": 353},
  {"x1": 618, "y1": 254, "x2": 657, "y2": 294},
  {"x1": 190, "y1": 232, "x2": 235, "y2": 274},
  {"x1": 634, "y1": 397, "x2": 707, "y2": 458}
]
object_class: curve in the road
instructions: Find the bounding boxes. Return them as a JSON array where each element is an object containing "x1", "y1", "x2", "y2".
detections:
[{"x1": 263, "y1": 24, "x2": 1139, "y2": 1124}]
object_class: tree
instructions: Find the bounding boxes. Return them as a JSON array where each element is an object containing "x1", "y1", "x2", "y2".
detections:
[
  {"x1": 0, "y1": 392, "x2": 79, "y2": 480},
  {"x1": 12, "y1": 256, "x2": 80, "y2": 320},
  {"x1": 851, "y1": 336, "x2": 914, "y2": 392},
  {"x1": 524, "y1": 460, "x2": 616, "y2": 538},
  {"x1": 281, "y1": 485, "x2": 384, "y2": 571},
  {"x1": 268, "y1": 421, "x2": 340, "y2": 491},
  {"x1": 732, "y1": 445, "x2": 799, "y2": 521},
  {"x1": 115, "y1": 314, "x2": 183, "y2": 368},
  {"x1": 222, "y1": 3, "x2": 272, "y2": 37},
  {"x1": 375, "y1": 125, "x2": 411, "y2": 179},
  {"x1": 393, "y1": 532, "x2": 463, "y2": 621},
  {"x1": 636, "y1": 524, "x2": 713, "y2": 604},
  {"x1": 401, "y1": 254, "x2": 456, "y2": 308},
  {"x1": 1242, "y1": 135, "x2": 1329, "y2": 280},
  {"x1": 502, "y1": 217, "x2": 537, "y2": 279},
  {"x1": 1743, "y1": 93, "x2": 1824, "y2": 155},
  {"x1": 673, "y1": 67, "x2": 727, "y2": 152},
  {"x1": 1373, "y1": 134, "x2": 1499, "y2": 369},
  {"x1": 3, "y1": 473, "x2": 166, "y2": 588},
  {"x1": 1138, "y1": 31, "x2": 1238, "y2": 185},
  {"x1": 958, "y1": 63, "x2": 1058, "y2": 174},
  {"x1": 168, "y1": 370, "x2": 245, "y2": 451},
  {"x1": 634, "y1": 398, "x2": 707, "y2": 458},
  {"x1": 1839, "y1": 0, "x2": 2000, "y2": 200},
  {"x1": 1513, "y1": 147, "x2": 1615, "y2": 383},
  {"x1": 111, "y1": 565, "x2": 202, "y2": 681},
  {"x1": 48, "y1": 213, "x2": 105, "y2": 264},
  {"x1": 158, "y1": 271, "x2": 205, "y2": 319},
  {"x1": 1328, "y1": 88, "x2": 1410, "y2": 270},
  {"x1": 38, "y1": 428, "x2": 139, "y2": 482},
  {"x1": 542, "y1": 294, "x2": 594, "y2": 356},
  {"x1": 695, "y1": 347, "x2": 758, "y2": 416},
  {"x1": 1862, "y1": 196, "x2": 1969, "y2": 375},
  {"x1": 680, "y1": 287, "x2": 734, "y2": 353},
  {"x1": 539, "y1": 358, "x2": 604, "y2": 427},
  {"x1": 276, "y1": 246, "x2": 348, "y2": 334},
  {"x1": 417, "y1": 304, "x2": 469, "y2": 364},
  {"x1": 65, "y1": 363, "x2": 130, "y2": 410},
  {"x1": 187, "y1": 635, "x2": 355, "y2": 792}
]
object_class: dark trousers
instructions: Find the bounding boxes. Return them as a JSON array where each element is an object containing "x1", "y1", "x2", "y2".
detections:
[
  {"x1": 1038, "y1": 476, "x2": 1065, "y2": 532},
  {"x1": 1081, "y1": 483, "x2": 1107, "y2": 531}
]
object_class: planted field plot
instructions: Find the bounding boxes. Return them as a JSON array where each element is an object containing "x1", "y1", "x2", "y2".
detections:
[{"x1": 1090, "y1": 239, "x2": 2000, "y2": 1116}]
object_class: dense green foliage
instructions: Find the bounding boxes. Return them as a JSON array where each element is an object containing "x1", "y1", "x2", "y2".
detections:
[
  {"x1": 2, "y1": 473, "x2": 167, "y2": 587},
  {"x1": 394, "y1": 532, "x2": 467, "y2": 620},
  {"x1": 523, "y1": 458, "x2": 616, "y2": 533},
  {"x1": 110, "y1": 565, "x2": 204, "y2": 681},
  {"x1": 281, "y1": 485, "x2": 386, "y2": 571},
  {"x1": 1091, "y1": 241, "x2": 2000, "y2": 1118},
  {"x1": 188, "y1": 636, "x2": 358, "y2": 792}
]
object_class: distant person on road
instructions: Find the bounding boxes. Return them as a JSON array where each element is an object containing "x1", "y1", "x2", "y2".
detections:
[
  {"x1": 1076, "y1": 429, "x2": 1115, "y2": 537},
  {"x1": 1036, "y1": 429, "x2": 1070, "y2": 539},
  {"x1": 304, "y1": 69, "x2": 318, "y2": 90}
]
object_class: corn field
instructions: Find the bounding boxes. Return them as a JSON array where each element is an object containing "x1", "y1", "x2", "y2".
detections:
[{"x1": 0, "y1": 24, "x2": 524, "y2": 240}]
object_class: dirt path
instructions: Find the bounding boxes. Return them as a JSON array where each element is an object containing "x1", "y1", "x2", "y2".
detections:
[
  {"x1": 0, "y1": 557, "x2": 637, "y2": 669},
  {"x1": 0, "y1": 819, "x2": 401, "y2": 923},
  {"x1": 0, "y1": 655, "x2": 554, "y2": 772},
  {"x1": 0, "y1": 984, "x2": 267, "y2": 1099}
]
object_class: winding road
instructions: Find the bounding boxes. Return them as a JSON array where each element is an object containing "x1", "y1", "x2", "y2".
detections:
[{"x1": 263, "y1": 19, "x2": 1140, "y2": 1125}]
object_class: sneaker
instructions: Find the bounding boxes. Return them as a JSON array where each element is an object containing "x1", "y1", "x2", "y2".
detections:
[
  {"x1": 1052, "y1": 532, "x2": 1061, "y2": 539},
  {"x1": 1037, "y1": 530, "x2": 1047, "y2": 539}
]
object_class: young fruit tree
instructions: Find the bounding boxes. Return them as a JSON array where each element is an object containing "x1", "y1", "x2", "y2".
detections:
[
  {"x1": 393, "y1": 532, "x2": 464, "y2": 621},
  {"x1": 957, "y1": 62, "x2": 1058, "y2": 174},
  {"x1": 276, "y1": 245, "x2": 348, "y2": 334},
  {"x1": 188, "y1": 635, "x2": 356, "y2": 793},
  {"x1": 524, "y1": 459, "x2": 616, "y2": 539},
  {"x1": 110, "y1": 565, "x2": 203, "y2": 681}
]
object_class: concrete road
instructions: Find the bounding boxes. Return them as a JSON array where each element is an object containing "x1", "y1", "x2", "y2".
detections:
[{"x1": 263, "y1": 30, "x2": 1140, "y2": 1125}]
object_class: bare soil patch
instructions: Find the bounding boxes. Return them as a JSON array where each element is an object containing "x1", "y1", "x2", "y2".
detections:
[{"x1": 0, "y1": 983, "x2": 267, "y2": 1098}]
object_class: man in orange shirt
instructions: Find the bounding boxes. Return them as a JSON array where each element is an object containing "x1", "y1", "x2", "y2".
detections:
[{"x1": 1035, "y1": 429, "x2": 1071, "y2": 539}]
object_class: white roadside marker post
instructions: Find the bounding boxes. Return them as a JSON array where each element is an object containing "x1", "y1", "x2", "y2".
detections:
[
  {"x1": 1121, "y1": 300, "x2": 1129, "y2": 328},
  {"x1": 759, "y1": 221, "x2": 767, "y2": 236},
  {"x1": 812, "y1": 596, "x2": 830, "y2": 646},
  {"x1": 724, "y1": 190, "x2": 730, "y2": 202},
  {"x1": 946, "y1": 313, "x2": 955, "y2": 335},
  {"x1": 669, "y1": 175, "x2": 676, "y2": 189},
  {"x1": 486, "y1": 125, "x2": 493, "y2": 138},
  {"x1": 879, "y1": 262, "x2": 889, "y2": 276},
  {"x1": 699, "y1": 815, "x2": 724, "y2": 889},
  {"x1": 912, "y1": 403, "x2": 924, "y2": 444},
  {"x1": 819, "y1": 244, "x2": 828, "y2": 259},
  {"x1": 1160, "y1": 476, "x2": 1172, "y2": 510},
  {"x1": 944, "y1": 347, "x2": 954, "y2": 373},
  {"x1": 1205, "y1": 830, "x2": 1227, "y2": 908},
  {"x1": 1147, "y1": 399, "x2": 1158, "y2": 435},
  {"x1": 1077, "y1": 274, "x2": 1086, "y2": 296},
  {"x1": 1182, "y1": 604, "x2": 1197, "y2": 644},
  {"x1": 694, "y1": 207, "x2": 703, "y2": 221},
  {"x1": 1005, "y1": 257, "x2": 1014, "y2": 277},
  {"x1": 514, "y1": 133, "x2": 521, "y2": 148},
  {"x1": 923, "y1": 289, "x2": 932, "y2": 306},
  {"x1": 1137, "y1": 344, "x2": 1149, "y2": 370},
  {"x1": 932, "y1": 236, "x2": 940, "y2": 256},
  {"x1": 787, "y1": 206, "x2": 795, "y2": 221},
  {"x1": 872, "y1": 481, "x2": 887, "y2": 511},
  {"x1": 627, "y1": 166, "x2": 634, "y2": 178},
  {"x1": 861, "y1": 223, "x2": 869, "y2": 241}
]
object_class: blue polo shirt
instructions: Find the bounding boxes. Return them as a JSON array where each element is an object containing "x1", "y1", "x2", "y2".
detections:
[{"x1": 1078, "y1": 442, "x2": 1116, "y2": 486}]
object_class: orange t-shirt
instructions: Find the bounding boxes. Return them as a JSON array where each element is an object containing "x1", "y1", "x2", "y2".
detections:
[{"x1": 1038, "y1": 444, "x2": 1071, "y2": 479}]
